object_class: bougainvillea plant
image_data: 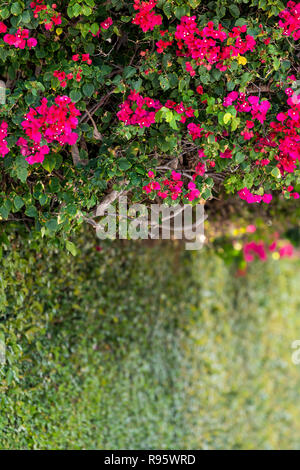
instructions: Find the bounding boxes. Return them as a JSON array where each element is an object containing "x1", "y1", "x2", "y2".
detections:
[{"x1": 0, "y1": 0, "x2": 299, "y2": 248}]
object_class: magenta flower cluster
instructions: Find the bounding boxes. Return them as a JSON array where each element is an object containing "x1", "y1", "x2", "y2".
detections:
[
  {"x1": 174, "y1": 17, "x2": 256, "y2": 72},
  {"x1": 117, "y1": 90, "x2": 196, "y2": 128},
  {"x1": 0, "y1": 122, "x2": 9, "y2": 159},
  {"x1": 132, "y1": 0, "x2": 162, "y2": 32},
  {"x1": 278, "y1": 1, "x2": 300, "y2": 40},
  {"x1": 20, "y1": 96, "x2": 80, "y2": 164},
  {"x1": 238, "y1": 187, "x2": 272, "y2": 204},
  {"x1": 2, "y1": 27, "x2": 37, "y2": 49}
]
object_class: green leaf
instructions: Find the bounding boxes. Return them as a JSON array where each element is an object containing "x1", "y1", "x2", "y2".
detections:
[
  {"x1": 66, "y1": 241, "x2": 77, "y2": 256},
  {"x1": 25, "y1": 206, "x2": 38, "y2": 219},
  {"x1": 45, "y1": 218, "x2": 58, "y2": 232},
  {"x1": 235, "y1": 18, "x2": 248, "y2": 27},
  {"x1": 163, "y1": 2, "x2": 172, "y2": 18},
  {"x1": 223, "y1": 113, "x2": 232, "y2": 124},
  {"x1": 16, "y1": 165, "x2": 28, "y2": 183},
  {"x1": 73, "y1": 3, "x2": 82, "y2": 17},
  {"x1": 202, "y1": 188, "x2": 212, "y2": 200},
  {"x1": 271, "y1": 167, "x2": 281, "y2": 179},
  {"x1": 229, "y1": 5, "x2": 240, "y2": 17},
  {"x1": 123, "y1": 66, "x2": 137, "y2": 80},
  {"x1": 231, "y1": 117, "x2": 240, "y2": 131},
  {"x1": 82, "y1": 5, "x2": 92, "y2": 16},
  {"x1": 82, "y1": 83, "x2": 95, "y2": 97},
  {"x1": 235, "y1": 152, "x2": 246, "y2": 164},
  {"x1": 10, "y1": 2, "x2": 22, "y2": 16},
  {"x1": 159, "y1": 75, "x2": 170, "y2": 91},
  {"x1": 0, "y1": 7, "x2": 10, "y2": 19},
  {"x1": 90, "y1": 23, "x2": 99, "y2": 35},
  {"x1": 14, "y1": 196, "x2": 24, "y2": 211},
  {"x1": 21, "y1": 10, "x2": 31, "y2": 24},
  {"x1": 188, "y1": 0, "x2": 201, "y2": 7},
  {"x1": 70, "y1": 90, "x2": 82, "y2": 103},
  {"x1": 42, "y1": 154, "x2": 56, "y2": 173},
  {"x1": 118, "y1": 158, "x2": 132, "y2": 171},
  {"x1": 0, "y1": 201, "x2": 11, "y2": 219},
  {"x1": 174, "y1": 5, "x2": 190, "y2": 19},
  {"x1": 218, "y1": 112, "x2": 225, "y2": 125}
]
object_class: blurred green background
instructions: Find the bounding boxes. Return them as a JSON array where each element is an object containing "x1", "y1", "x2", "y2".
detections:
[{"x1": 1, "y1": 231, "x2": 300, "y2": 449}]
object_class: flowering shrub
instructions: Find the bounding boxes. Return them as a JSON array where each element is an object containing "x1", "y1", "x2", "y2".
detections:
[
  {"x1": 278, "y1": 1, "x2": 300, "y2": 39},
  {"x1": 242, "y1": 236, "x2": 295, "y2": 263},
  {"x1": 211, "y1": 218, "x2": 300, "y2": 274},
  {"x1": 3, "y1": 28, "x2": 37, "y2": 49},
  {"x1": 0, "y1": 0, "x2": 299, "y2": 245}
]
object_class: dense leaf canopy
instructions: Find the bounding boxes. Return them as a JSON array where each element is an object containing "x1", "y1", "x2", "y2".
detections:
[{"x1": 0, "y1": 0, "x2": 299, "y2": 248}]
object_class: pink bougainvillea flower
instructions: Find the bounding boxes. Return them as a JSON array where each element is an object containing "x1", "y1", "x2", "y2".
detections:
[
  {"x1": 3, "y1": 28, "x2": 37, "y2": 49},
  {"x1": 198, "y1": 149, "x2": 207, "y2": 158},
  {"x1": 277, "y1": 112, "x2": 287, "y2": 122},
  {"x1": 220, "y1": 149, "x2": 233, "y2": 159},
  {"x1": 193, "y1": 162, "x2": 205, "y2": 178},
  {"x1": 238, "y1": 187, "x2": 272, "y2": 204},
  {"x1": 188, "y1": 181, "x2": 196, "y2": 190},
  {"x1": 262, "y1": 194, "x2": 272, "y2": 204},
  {"x1": 285, "y1": 87, "x2": 294, "y2": 96},
  {"x1": 246, "y1": 224, "x2": 256, "y2": 233},
  {"x1": 243, "y1": 241, "x2": 267, "y2": 263},
  {"x1": 30, "y1": 1, "x2": 61, "y2": 31},
  {"x1": 100, "y1": 17, "x2": 113, "y2": 30},
  {"x1": 0, "y1": 121, "x2": 9, "y2": 158},
  {"x1": 288, "y1": 108, "x2": 299, "y2": 120},
  {"x1": 241, "y1": 130, "x2": 254, "y2": 140},
  {"x1": 3, "y1": 34, "x2": 17, "y2": 46},
  {"x1": 20, "y1": 96, "x2": 80, "y2": 164},
  {"x1": 171, "y1": 171, "x2": 182, "y2": 181},
  {"x1": 17, "y1": 137, "x2": 50, "y2": 164},
  {"x1": 156, "y1": 38, "x2": 173, "y2": 53},
  {"x1": 132, "y1": 0, "x2": 162, "y2": 32},
  {"x1": 185, "y1": 61, "x2": 196, "y2": 77},
  {"x1": 187, "y1": 122, "x2": 203, "y2": 140},
  {"x1": 82, "y1": 53, "x2": 92, "y2": 65},
  {"x1": 157, "y1": 191, "x2": 168, "y2": 199},
  {"x1": 279, "y1": 243, "x2": 294, "y2": 258},
  {"x1": 27, "y1": 37, "x2": 37, "y2": 49},
  {"x1": 0, "y1": 21, "x2": 7, "y2": 33},
  {"x1": 117, "y1": 90, "x2": 161, "y2": 128},
  {"x1": 186, "y1": 189, "x2": 200, "y2": 201},
  {"x1": 278, "y1": 1, "x2": 300, "y2": 40},
  {"x1": 143, "y1": 183, "x2": 152, "y2": 194}
]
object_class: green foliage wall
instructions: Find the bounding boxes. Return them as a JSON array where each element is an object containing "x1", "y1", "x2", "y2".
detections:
[{"x1": 1, "y1": 232, "x2": 300, "y2": 449}]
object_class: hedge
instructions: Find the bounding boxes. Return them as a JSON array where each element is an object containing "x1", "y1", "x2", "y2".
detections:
[{"x1": 1, "y1": 231, "x2": 300, "y2": 449}]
